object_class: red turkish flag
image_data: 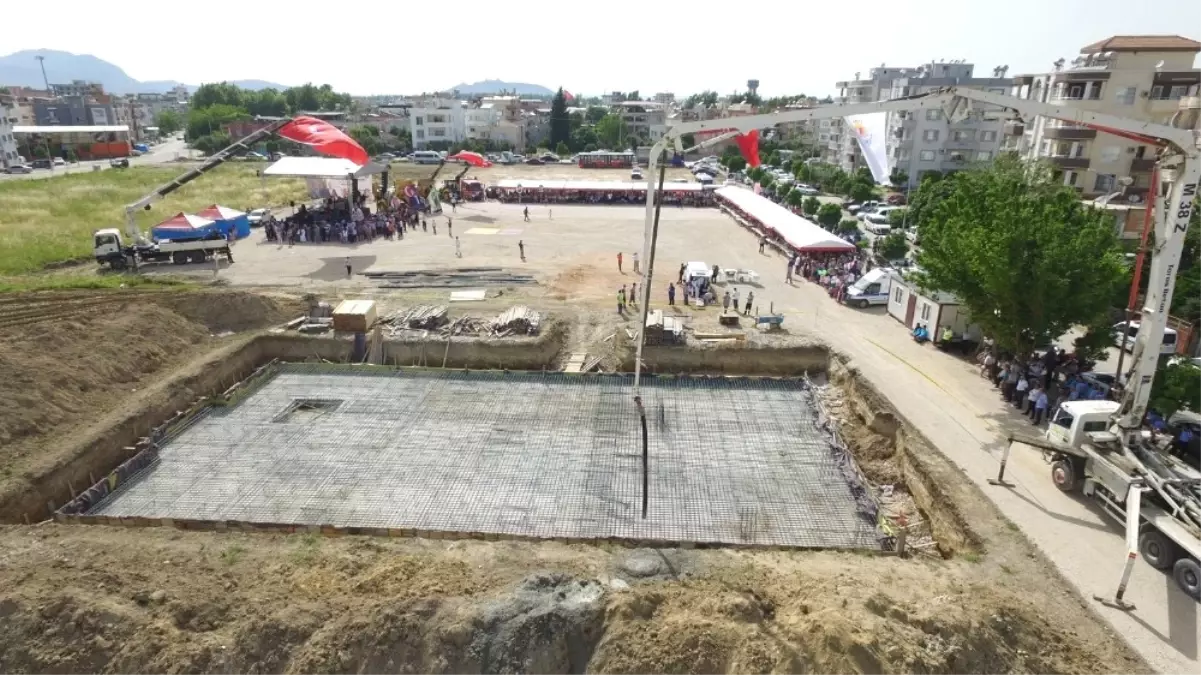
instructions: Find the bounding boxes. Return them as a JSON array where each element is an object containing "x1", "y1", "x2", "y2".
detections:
[
  {"x1": 735, "y1": 129, "x2": 761, "y2": 168},
  {"x1": 277, "y1": 116, "x2": 369, "y2": 166}
]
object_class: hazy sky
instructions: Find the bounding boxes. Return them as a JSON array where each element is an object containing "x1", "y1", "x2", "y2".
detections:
[{"x1": 7, "y1": 0, "x2": 1201, "y2": 96}]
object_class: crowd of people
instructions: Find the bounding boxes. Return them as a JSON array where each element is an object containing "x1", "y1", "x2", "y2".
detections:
[
  {"x1": 782, "y1": 249, "x2": 865, "y2": 303},
  {"x1": 492, "y1": 187, "x2": 716, "y2": 207},
  {"x1": 980, "y1": 347, "x2": 1104, "y2": 426},
  {"x1": 264, "y1": 199, "x2": 453, "y2": 245}
]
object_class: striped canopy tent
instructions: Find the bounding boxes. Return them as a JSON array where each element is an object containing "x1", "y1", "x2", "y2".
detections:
[
  {"x1": 194, "y1": 205, "x2": 251, "y2": 239},
  {"x1": 150, "y1": 212, "x2": 220, "y2": 241}
]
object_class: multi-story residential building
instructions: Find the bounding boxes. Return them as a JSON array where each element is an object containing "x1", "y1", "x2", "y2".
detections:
[
  {"x1": 828, "y1": 67, "x2": 910, "y2": 167},
  {"x1": 1, "y1": 95, "x2": 20, "y2": 168},
  {"x1": 50, "y1": 80, "x2": 104, "y2": 99},
  {"x1": 885, "y1": 62, "x2": 1012, "y2": 190},
  {"x1": 408, "y1": 98, "x2": 465, "y2": 148},
  {"x1": 654, "y1": 92, "x2": 675, "y2": 105},
  {"x1": 465, "y1": 105, "x2": 500, "y2": 143},
  {"x1": 612, "y1": 101, "x2": 668, "y2": 143},
  {"x1": 33, "y1": 96, "x2": 116, "y2": 127},
  {"x1": 1006, "y1": 34, "x2": 1201, "y2": 199}
]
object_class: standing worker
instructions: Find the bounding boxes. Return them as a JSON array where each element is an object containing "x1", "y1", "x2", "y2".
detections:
[
  {"x1": 455, "y1": 236, "x2": 462, "y2": 258},
  {"x1": 617, "y1": 252, "x2": 624, "y2": 273},
  {"x1": 678, "y1": 262, "x2": 686, "y2": 283},
  {"x1": 523, "y1": 206, "x2": 530, "y2": 222},
  {"x1": 345, "y1": 256, "x2": 352, "y2": 279},
  {"x1": 447, "y1": 217, "x2": 453, "y2": 237},
  {"x1": 668, "y1": 282, "x2": 676, "y2": 306},
  {"x1": 731, "y1": 287, "x2": 740, "y2": 314},
  {"x1": 722, "y1": 290, "x2": 731, "y2": 311},
  {"x1": 630, "y1": 282, "x2": 638, "y2": 306},
  {"x1": 518, "y1": 240, "x2": 525, "y2": 261},
  {"x1": 617, "y1": 287, "x2": 625, "y2": 314},
  {"x1": 744, "y1": 291, "x2": 754, "y2": 316},
  {"x1": 632, "y1": 251, "x2": 640, "y2": 274}
]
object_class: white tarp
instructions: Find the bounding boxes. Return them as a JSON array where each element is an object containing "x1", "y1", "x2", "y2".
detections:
[
  {"x1": 845, "y1": 113, "x2": 891, "y2": 184},
  {"x1": 263, "y1": 156, "x2": 365, "y2": 178},
  {"x1": 715, "y1": 186, "x2": 855, "y2": 253}
]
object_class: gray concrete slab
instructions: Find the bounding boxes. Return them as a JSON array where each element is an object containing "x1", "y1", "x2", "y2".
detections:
[{"x1": 92, "y1": 366, "x2": 880, "y2": 549}]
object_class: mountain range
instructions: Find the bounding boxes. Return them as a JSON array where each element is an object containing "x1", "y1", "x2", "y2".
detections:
[
  {"x1": 447, "y1": 80, "x2": 554, "y2": 96},
  {"x1": 0, "y1": 50, "x2": 286, "y2": 94}
]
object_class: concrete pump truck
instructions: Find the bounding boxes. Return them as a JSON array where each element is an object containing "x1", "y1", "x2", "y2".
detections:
[{"x1": 632, "y1": 88, "x2": 1201, "y2": 602}]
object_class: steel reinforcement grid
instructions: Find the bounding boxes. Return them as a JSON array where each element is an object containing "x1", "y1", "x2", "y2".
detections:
[{"x1": 89, "y1": 366, "x2": 881, "y2": 549}]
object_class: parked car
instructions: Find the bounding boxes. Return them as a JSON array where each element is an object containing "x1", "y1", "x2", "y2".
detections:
[
  {"x1": 631, "y1": 168, "x2": 644, "y2": 180},
  {"x1": 866, "y1": 207, "x2": 900, "y2": 225},
  {"x1": 886, "y1": 193, "x2": 908, "y2": 205},
  {"x1": 1112, "y1": 320, "x2": 1179, "y2": 356},
  {"x1": 539, "y1": 153, "x2": 559, "y2": 163},
  {"x1": 5, "y1": 164, "x2": 33, "y2": 174},
  {"x1": 247, "y1": 208, "x2": 271, "y2": 227},
  {"x1": 865, "y1": 221, "x2": 893, "y2": 235},
  {"x1": 31, "y1": 158, "x2": 52, "y2": 169},
  {"x1": 52, "y1": 157, "x2": 67, "y2": 167},
  {"x1": 796, "y1": 185, "x2": 819, "y2": 196},
  {"x1": 848, "y1": 200, "x2": 880, "y2": 216},
  {"x1": 109, "y1": 158, "x2": 130, "y2": 169},
  {"x1": 525, "y1": 157, "x2": 545, "y2": 165}
]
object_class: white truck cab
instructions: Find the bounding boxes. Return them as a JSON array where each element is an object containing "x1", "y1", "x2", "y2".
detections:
[
  {"x1": 1046, "y1": 400, "x2": 1119, "y2": 448},
  {"x1": 93, "y1": 228, "x2": 125, "y2": 262}
]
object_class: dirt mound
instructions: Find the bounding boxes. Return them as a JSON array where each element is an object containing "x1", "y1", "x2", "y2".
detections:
[{"x1": 152, "y1": 291, "x2": 301, "y2": 333}]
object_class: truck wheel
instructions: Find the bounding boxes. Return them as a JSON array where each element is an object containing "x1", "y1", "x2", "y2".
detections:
[
  {"x1": 1051, "y1": 458, "x2": 1079, "y2": 492},
  {"x1": 1172, "y1": 558, "x2": 1200, "y2": 600},
  {"x1": 1138, "y1": 530, "x2": 1177, "y2": 570},
  {"x1": 172, "y1": 252, "x2": 187, "y2": 265},
  {"x1": 857, "y1": 299, "x2": 869, "y2": 309}
]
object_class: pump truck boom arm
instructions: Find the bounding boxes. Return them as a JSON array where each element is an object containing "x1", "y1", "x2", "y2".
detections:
[
  {"x1": 122, "y1": 118, "x2": 292, "y2": 240},
  {"x1": 638, "y1": 87, "x2": 1200, "y2": 443}
]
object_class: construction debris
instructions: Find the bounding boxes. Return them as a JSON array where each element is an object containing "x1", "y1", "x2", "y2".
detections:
[
  {"x1": 490, "y1": 306, "x2": 541, "y2": 336},
  {"x1": 390, "y1": 305, "x2": 449, "y2": 330},
  {"x1": 443, "y1": 316, "x2": 486, "y2": 336},
  {"x1": 363, "y1": 267, "x2": 537, "y2": 289},
  {"x1": 644, "y1": 309, "x2": 684, "y2": 345}
]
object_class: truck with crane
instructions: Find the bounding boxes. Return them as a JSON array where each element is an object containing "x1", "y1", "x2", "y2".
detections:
[
  {"x1": 635, "y1": 87, "x2": 1201, "y2": 603},
  {"x1": 95, "y1": 119, "x2": 292, "y2": 271}
]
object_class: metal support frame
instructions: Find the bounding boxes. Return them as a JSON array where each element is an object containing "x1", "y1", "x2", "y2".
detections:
[{"x1": 1095, "y1": 483, "x2": 1144, "y2": 610}]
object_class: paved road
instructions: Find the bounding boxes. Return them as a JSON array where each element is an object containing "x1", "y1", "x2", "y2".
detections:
[{"x1": 0, "y1": 138, "x2": 194, "y2": 181}]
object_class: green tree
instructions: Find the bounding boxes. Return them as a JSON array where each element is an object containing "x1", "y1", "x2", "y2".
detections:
[
  {"x1": 766, "y1": 150, "x2": 781, "y2": 167},
  {"x1": 726, "y1": 156, "x2": 747, "y2": 173},
  {"x1": 555, "y1": 140, "x2": 570, "y2": 156},
  {"x1": 192, "y1": 131, "x2": 232, "y2": 155},
  {"x1": 1150, "y1": 362, "x2": 1201, "y2": 416},
  {"x1": 802, "y1": 196, "x2": 821, "y2": 216},
  {"x1": 848, "y1": 181, "x2": 875, "y2": 203},
  {"x1": 793, "y1": 163, "x2": 812, "y2": 183},
  {"x1": 915, "y1": 156, "x2": 1125, "y2": 355},
  {"x1": 888, "y1": 208, "x2": 910, "y2": 227},
  {"x1": 906, "y1": 174, "x2": 956, "y2": 232},
  {"x1": 890, "y1": 168, "x2": 909, "y2": 187},
  {"x1": 570, "y1": 125, "x2": 598, "y2": 152},
  {"x1": 155, "y1": 109, "x2": 183, "y2": 136},
  {"x1": 585, "y1": 106, "x2": 608, "y2": 123},
  {"x1": 760, "y1": 174, "x2": 775, "y2": 191},
  {"x1": 817, "y1": 202, "x2": 842, "y2": 229},
  {"x1": 875, "y1": 231, "x2": 909, "y2": 260},
  {"x1": 784, "y1": 188, "x2": 805, "y2": 208},
  {"x1": 594, "y1": 114, "x2": 627, "y2": 149},
  {"x1": 347, "y1": 125, "x2": 382, "y2": 155},
  {"x1": 245, "y1": 89, "x2": 288, "y2": 117},
  {"x1": 550, "y1": 88, "x2": 571, "y2": 147},
  {"x1": 837, "y1": 219, "x2": 860, "y2": 235},
  {"x1": 191, "y1": 82, "x2": 245, "y2": 110},
  {"x1": 186, "y1": 104, "x2": 248, "y2": 141},
  {"x1": 681, "y1": 133, "x2": 695, "y2": 149}
]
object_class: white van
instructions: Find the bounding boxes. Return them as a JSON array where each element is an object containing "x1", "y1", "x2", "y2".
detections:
[
  {"x1": 411, "y1": 150, "x2": 443, "y2": 165},
  {"x1": 1112, "y1": 320, "x2": 1178, "y2": 356},
  {"x1": 844, "y1": 268, "x2": 896, "y2": 308}
]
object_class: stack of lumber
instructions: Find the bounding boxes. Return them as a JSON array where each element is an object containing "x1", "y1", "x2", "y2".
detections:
[
  {"x1": 490, "y1": 306, "x2": 541, "y2": 336},
  {"x1": 398, "y1": 305, "x2": 449, "y2": 329},
  {"x1": 442, "y1": 316, "x2": 486, "y2": 336}
]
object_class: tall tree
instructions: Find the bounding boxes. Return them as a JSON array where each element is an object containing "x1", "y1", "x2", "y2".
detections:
[
  {"x1": 585, "y1": 106, "x2": 608, "y2": 123},
  {"x1": 594, "y1": 114, "x2": 627, "y2": 149},
  {"x1": 550, "y1": 88, "x2": 571, "y2": 147},
  {"x1": 916, "y1": 156, "x2": 1125, "y2": 354},
  {"x1": 154, "y1": 109, "x2": 183, "y2": 135}
]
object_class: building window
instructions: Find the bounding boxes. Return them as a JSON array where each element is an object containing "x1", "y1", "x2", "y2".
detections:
[
  {"x1": 1170, "y1": 86, "x2": 1188, "y2": 100},
  {"x1": 975, "y1": 150, "x2": 992, "y2": 161},
  {"x1": 893, "y1": 287, "x2": 903, "y2": 303},
  {"x1": 1150, "y1": 86, "x2": 1167, "y2": 100},
  {"x1": 949, "y1": 151, "x2": 967, "y2": 162},
  {"x1": 415, "y1": 129, "x2": 425, "y2": 139},
  {"x1": 920, "y1": 303, "x2": 931, "y2": 321},
  {"x1": 1095, "y1": 173, "x2": 1117, "y2": 192},
  {"x1": 923, "y1": 129, "x2": 939, "y2": 142},
  {"x1": 925, "y1": 108, "x2": 941, "y2": 121},
  {"x1": 415, "y1": 116, "x2": 424, "y2": 125},
  {"x1": 980, "y1": 130, "x2": 997, "y2": 142},
  {"x1": 1115, "y1": 86, "x2": 1137, "y2": 105},
  {"x1": 952, "y1": 130, "x2": 975, "y2": 142},
  {"x1": 1064, "y1": 170, "x2": 1079, "y2": 187},
  {"x1": 919, "y1": 150, "x2": 936, "y2": 161},
  {"x1": 1099, "y1": 146, "x2": 1121, "y2": 163}
]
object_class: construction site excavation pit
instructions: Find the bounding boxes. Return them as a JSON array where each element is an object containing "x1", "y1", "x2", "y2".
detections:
[{"x1": 69, "y1": 363, "x2": 882, "y2": 550}]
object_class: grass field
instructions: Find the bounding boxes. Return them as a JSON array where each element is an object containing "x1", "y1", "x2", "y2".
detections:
[{"x1": 0, "y1": 165, "x2": 306, "y2": 276}]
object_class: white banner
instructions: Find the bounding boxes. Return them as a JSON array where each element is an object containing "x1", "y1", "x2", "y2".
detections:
[{"x1": 845, "y1": 113, "x2": 890, "y2": 184}]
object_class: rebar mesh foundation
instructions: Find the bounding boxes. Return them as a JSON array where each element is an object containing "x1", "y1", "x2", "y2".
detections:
[{"x1": 91, "y1": 366, "x2": 880, "y2": 549}]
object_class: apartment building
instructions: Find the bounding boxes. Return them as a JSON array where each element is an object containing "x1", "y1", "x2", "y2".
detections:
[
  {"x1": 885, "y1": 62, "x2": 1012, "y2": 190},
  {"x1": 50, "y1": 80, "x2": 104, "y2": 99},
  {"x1": 33, "y1": 96, "x2": 116, "y2": 127},
  {"x1": 408, "y1": 98, "x2": 465, "y2": 148},
  {"x1": 1006, "y1": 35, "x2": 1201, "y2": 199},
  {"x1": 611, "y1": 101, "x2": 668, "y2": 142},
  {"x1": 828, "y1": 68, "x2": 910, "y2": 167},
  {"x1": 1, "y1": 95, "x2": 20, "y2": 168}
]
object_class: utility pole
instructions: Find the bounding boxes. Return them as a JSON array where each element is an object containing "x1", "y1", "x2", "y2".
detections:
[{"x1": 35, "y1": 55, "x2": 50, "y2": 92}]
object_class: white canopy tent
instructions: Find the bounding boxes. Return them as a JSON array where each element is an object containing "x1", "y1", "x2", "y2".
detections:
[
  {"x1": 715, "y1": 186, "x2": 855, "y2": 253},
  {"x1": 263, "y1": 157, "x2": 386, "y2": 201}
]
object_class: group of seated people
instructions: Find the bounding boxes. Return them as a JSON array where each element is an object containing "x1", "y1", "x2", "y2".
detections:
[
  {"x1": 264, "y1": 203, "x2": 411, "y2": 245},
  {"x1": 490, "y1": 188, "x2": 715, "y2": 207}
]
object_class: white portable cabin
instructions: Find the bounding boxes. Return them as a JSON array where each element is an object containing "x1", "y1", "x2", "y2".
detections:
[{"x1": 886, "y1": 277, "x2": 982, "y2": 340}]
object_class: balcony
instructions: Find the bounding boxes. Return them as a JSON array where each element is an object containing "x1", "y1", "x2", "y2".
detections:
[
  {"x1": 1130, "y1": 158, "x2": 1156, "y2": 172},
  {"x1": 1047, "y1": 156, "x2": 1090, "y2": 169},
  {"x1": 1043, "y1": 127, "x2": 1096, "y2": 140}
]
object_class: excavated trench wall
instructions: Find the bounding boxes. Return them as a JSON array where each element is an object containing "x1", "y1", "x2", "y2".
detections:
[{"x1": 0, "y1": 328, "x2": 567, "y2": 525}]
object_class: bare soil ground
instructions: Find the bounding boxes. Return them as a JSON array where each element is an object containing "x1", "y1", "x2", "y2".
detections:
[{"x1": 0, "y1": 200, "x2": 1151, "y2": 674}]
